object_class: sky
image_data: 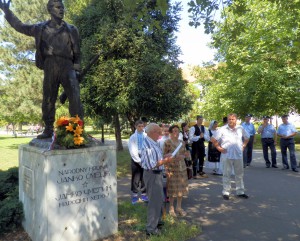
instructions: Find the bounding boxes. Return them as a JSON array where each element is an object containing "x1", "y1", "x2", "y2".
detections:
[{"x1": 171, "y1": 1, "x2": 217, "y2": 67}]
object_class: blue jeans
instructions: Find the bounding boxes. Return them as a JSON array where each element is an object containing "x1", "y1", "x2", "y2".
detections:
[{"x1": 280, "y1": 138, "x2": 297, "y2": 169}]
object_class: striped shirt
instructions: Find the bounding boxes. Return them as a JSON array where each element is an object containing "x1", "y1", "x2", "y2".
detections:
[{"x1": 141, "y1": 136, "x2": 163, "y2": 170}]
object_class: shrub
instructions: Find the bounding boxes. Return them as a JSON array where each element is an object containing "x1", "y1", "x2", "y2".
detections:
[{"x1": 0, "y1": 167, "x2": 24, "y2": 233}]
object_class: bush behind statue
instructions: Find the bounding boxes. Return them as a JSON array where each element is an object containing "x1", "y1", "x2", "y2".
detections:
[{"x1": 0, "y1": 167, "x2": 24, "y2": 233}]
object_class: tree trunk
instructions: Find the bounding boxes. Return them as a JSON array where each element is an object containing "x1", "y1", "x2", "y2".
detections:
[
  {"x1": 114, "y1": 113, "x2": 123, "y2": 151},
  {"x1": 101, "y1": 124, "x2": 105, "y2": 143}
]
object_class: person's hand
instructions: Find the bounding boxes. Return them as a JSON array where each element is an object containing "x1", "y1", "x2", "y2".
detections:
[
  {"x1": 216, "y1": 146, "x2": 226, "y2": 154},
  {"x1": 0, "y1": 0, "x2": 11, "y2": 12},
  {"x1": 164, "y1": 154, "x2": 174, "y2": 163},
  {"x1": 174, "y1": 154, "x2": 185, "y2": 161}
]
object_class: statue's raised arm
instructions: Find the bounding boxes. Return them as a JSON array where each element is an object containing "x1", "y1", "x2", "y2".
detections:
[{"x1": 0, "y1": 0, "x2": 11, "y2": 12}]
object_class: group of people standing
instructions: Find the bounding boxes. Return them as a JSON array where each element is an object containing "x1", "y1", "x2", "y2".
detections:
[{"x1": 128, "y1": 113, "x2": 299, "y2": 236}]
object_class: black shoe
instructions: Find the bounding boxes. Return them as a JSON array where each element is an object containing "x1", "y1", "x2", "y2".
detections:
[
  {"x1": 266, "y1": 163, "x2": 270, "y2": 168},
  {"x1": 146, "y1": 229, "x2": 161, "y2": 236},
  {"x1": 37, "y1": 131, "x2": 53, "y2": 139},
  {"x1": 237, "y1": 194, "x2": 249, "y2": 199},
  {"x1": 223, "y1": 195, "x2": 229, "y2": 200},
  {"x1": 157, "y1": 221, "x2": 165, "y2": 229},
  {"x1": 282, "y1": 166, "x2": 289, "y2": 170},
  {"x1": 247, "y1": 163, "x2": 250, "y2": 166},
  {"x1": 292, "y1": 168, "x2": 299, "y2": 173},
  {"x1": 271, "y1": 164, "x2": 278, "y2": 168}
]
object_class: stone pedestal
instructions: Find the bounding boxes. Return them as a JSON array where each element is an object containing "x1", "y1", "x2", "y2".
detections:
[{"x1": 19, "y1": 144, "x2": 118, "y2": 241}]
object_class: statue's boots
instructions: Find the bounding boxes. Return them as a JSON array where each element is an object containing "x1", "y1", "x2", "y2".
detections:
[{"x1": 37, "y1": 127, "x2": 53, "y2": 139}]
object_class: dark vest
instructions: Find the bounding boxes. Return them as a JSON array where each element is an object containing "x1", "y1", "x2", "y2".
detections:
[{"x1": 193, "y1": 124, "x2": 205, "y2": 142}]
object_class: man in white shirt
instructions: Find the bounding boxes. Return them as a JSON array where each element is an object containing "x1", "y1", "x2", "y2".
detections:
[
  {"x1": 128, "y1": 120, "x2": 148, "y2": 204},
  {"x1": 211, "y1": 113, "x2": 250, "y2": 200}
]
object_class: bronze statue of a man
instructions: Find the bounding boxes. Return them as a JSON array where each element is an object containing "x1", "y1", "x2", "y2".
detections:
[{"x1": 0, "y1": 0, "x2": 84, "y2": 139}]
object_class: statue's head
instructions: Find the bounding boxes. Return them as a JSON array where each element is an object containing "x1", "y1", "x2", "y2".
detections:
[{"x1": 47, "y1": 0, "x2": 64, "y2": 13}]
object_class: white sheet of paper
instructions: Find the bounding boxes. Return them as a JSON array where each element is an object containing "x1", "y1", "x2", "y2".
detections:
[{"x1": 171, "y1": 142, "x2": 182, "y2": 157}]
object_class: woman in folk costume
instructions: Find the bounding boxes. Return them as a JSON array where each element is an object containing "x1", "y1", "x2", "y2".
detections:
[{"x1": 207, "y1": 120, "x2": 222, "y2": 175}]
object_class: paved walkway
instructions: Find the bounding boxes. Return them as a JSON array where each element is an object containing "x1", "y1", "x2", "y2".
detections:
[{"x1": 117, "y1": 150, "x2": 300, "y2": 241}]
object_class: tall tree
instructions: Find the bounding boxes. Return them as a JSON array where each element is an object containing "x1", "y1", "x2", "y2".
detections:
[
  {"x1": 65, "y1": 0, "x2": 192, "y2": 150},
  {"x1": 0, "y1": 0, "x2": 48, "y2": 126},
  {"x1": 195, "y1": 0, "x2": 300, "y2": 119}
]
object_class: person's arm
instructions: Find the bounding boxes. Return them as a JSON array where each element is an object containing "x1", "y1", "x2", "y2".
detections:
[
  {"x1": 69, "y1": 25, "x2": 81, "y2": 70},
  {"x1": 252, "y1": 124, "x2": 256, "y2": 142},
  {"x1": 242, "y1": 128, "x2": 250, "y2": 150},
  {"x1": 210, "y1": 136, "x2": 226, "y2": 154},
  {"x1": 128, "y1": 135, "x2": 141, "y2": 163},
  {"x1": 155, "y1": 154, "x2": 174, "y2": 168},
  {"x1": 1, "y1": 2, "x2": 36, "y2": 37},
  {"x1": 273, "y1": 126, "x2": 277, "y2": 144},
  {"x1": 257, "y1": 124, "x2": 264, "y2": 134},
  {"x1": 188, "y1": 126, "x2": 200, "y2": 142},
  {"x1": 203, "y1": 127, "x2": 210, "y2": 141}
]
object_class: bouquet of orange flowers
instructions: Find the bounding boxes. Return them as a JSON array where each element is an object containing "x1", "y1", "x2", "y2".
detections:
[{"x1": 55, "y1": 115, "x2": 88, "y2": 148}]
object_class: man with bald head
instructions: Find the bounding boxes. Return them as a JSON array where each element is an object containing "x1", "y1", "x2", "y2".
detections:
[{"x1": 0, "y1": 0, "x2": 83, "y2": 139}]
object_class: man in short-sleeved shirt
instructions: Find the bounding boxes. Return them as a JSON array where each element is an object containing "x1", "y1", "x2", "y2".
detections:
[
  {"x1": 141, "y1": 123, "x2": 173, "y2": 236},
  {"x1": 257, "y1": 116, "x2": 277, "y2": 168},
  {"x1": 211, "y1": 113, "x2": 250, "y2": 200},
  {"x1": 277, "y1": 115, "x2": 298, "y2": 172}
]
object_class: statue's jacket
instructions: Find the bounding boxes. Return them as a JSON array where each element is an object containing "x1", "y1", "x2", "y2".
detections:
[{"x1": 4, "y1": 9, "x2": 80, "y2": 70}]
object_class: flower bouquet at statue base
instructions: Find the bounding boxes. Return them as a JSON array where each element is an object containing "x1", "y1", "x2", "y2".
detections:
[{"x1": 55, "y1": 115, "x2": 88, "y2": 149}]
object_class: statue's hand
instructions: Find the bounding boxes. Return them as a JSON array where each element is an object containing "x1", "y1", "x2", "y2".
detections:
[{"x1": 0, "y1": 0, "x2": 11, "y2": 12}]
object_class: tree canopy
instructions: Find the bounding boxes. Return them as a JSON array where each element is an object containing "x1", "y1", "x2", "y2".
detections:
[
  {"x1": 192, "y1": 0, "x2": 300, "y2": 120},
  {"x1": 66, "y1": 0, "x2": 192, "y2": 126}
]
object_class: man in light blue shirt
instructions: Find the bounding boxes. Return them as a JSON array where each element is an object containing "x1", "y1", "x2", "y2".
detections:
[
  {"x1": 241, "y1": 114, "x2": 256, "y2": 167},
  {"x1": 257, "y1": 116, "x2": 277, "y2": 168},
  {"x1": 277, "y1": 115, "x2": 298, "y2": 172},
  {"x1": 211, "y1": 113, "x2": 250, "y2": 200}
]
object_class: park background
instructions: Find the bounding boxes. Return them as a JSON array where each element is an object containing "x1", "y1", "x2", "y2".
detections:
[{"x1": 1, "y1": 0, "x2": 300, "y2": 240}]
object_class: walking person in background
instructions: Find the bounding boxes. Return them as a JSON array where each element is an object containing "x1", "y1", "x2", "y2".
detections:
[
  {"x1": 189, "y1": 115, "x2": 209, "y2": 178},
  {"x1": 211, "y1": 113, "x2": 250, "y2": 200},
  {"x1": 128, "y1": 120, "x2": 148, "y2": 204},
  {"x1": 207, "y1": 120, "x2": 221, "y2": 175},
  {"x1": 242, "y1": 114, "x2": 256, "y2": 167},
  {"x1": 257, "y1": 116, "x2": 277, "y2": 168},
  {"x1": 163, "y1": 125, "x2": 189, "y2": 217},
  {"x1": 277, "y1": 115, "x2": 299, "y2": 172},
  {"x1": 141, "y1": 123, "x2": 174, "y2": 236}
]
